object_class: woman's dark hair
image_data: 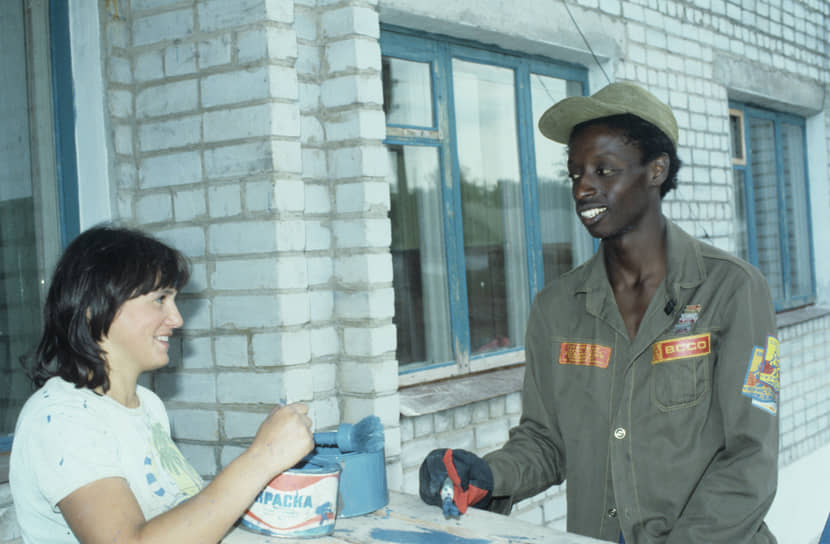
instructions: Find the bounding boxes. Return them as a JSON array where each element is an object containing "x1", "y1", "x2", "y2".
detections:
[
  {"x1": 27, "y1": 225, "x2": 190, "y2": 391},
  {"x1": 571, "y1": 113, "x2": 682, "y2": 198}
]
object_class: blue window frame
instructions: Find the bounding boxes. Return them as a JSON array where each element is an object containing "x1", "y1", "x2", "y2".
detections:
[
  {"x1": 1, "y1": 0, "x2": 79, "y2": 454},
  {"x1": 729, "y1": 102, "x2": 815, "y2": 311},
  {"x1": 381, "y1": 27, "x2": 592, "y2": 379}
]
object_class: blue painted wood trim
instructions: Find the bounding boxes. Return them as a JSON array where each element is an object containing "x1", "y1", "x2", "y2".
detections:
[
  {"x1": 0, "y1": 434, "x2": 12, "y2": 452},
  {"x1": 732, "y1": 101, "x2": 815, "y2": 311},
  {"x1": 50, "y1": 0, "x2": 80, "y2": 248},
  {"x1": 439, "y1": 41, "x2": 472, "y2": 361},
  {"x1": 381, "y1": 26, "x2": 590, "y2": 368}
]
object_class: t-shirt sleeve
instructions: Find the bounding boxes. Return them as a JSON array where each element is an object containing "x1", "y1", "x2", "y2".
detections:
[{"x1": 27, "y1": 400, "x2": 124, "y2": 509}]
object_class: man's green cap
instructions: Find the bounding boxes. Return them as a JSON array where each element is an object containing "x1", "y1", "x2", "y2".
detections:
[{"x1": 538, "y1": 81, "x2": 678, "y2": 148}]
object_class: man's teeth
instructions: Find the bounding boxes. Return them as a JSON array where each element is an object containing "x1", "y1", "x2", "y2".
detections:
[
  {"x1": 156, "y1": 336, "x2": 169, "y2": 341},
  {"x1": 581, "y1": 207, "x2": 606, "y2": 219}
]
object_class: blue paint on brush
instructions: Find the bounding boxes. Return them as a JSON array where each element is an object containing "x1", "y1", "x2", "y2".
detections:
[{"x1": 370, "y1": 528, "x2": 490, "y2": 544}]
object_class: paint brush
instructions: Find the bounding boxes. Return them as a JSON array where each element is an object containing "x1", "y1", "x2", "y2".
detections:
[{"x1": 313, "y1": 415, "x2": 384, "y2": 453}]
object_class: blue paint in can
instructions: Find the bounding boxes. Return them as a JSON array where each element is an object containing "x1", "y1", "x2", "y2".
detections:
[{"x1": 303, "y1": 446, "x2": 389, "y2": 518}]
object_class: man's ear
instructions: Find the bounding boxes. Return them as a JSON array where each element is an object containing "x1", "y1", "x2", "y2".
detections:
[{"x1": 649, "y1": 153, "x2": 670, "y2": 188}]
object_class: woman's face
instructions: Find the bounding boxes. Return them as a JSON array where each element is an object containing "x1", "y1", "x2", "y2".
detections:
[{"x1": 99, "y1": 287, "x2": 183, "y2": 376}]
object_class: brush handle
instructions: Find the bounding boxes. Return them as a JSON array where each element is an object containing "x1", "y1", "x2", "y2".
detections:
[
  {"x1": 313, "y1": 430, "x2": 340, "y2": 446},
  {"x1": 313, "y1": 423, "x2": 354, "y2": 450}
]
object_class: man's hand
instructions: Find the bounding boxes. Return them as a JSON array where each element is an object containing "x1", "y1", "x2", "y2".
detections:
[{"x1": 419, "y1": 448, "x2": 493, "y2": 515}]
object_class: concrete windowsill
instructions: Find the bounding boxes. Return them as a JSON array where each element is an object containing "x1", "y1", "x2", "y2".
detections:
[
  {"x1": 775, "y1": 304, "x2": 830, "y2": 329},
  {"x1": 399, "y1": 365, "x2": 525, "y2": 417}
]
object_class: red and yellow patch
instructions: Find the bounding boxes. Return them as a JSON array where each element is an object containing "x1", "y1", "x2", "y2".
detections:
[
  {"x1": 742, "y1": 335, "x2": 780, "y2": 415},
  {"x1": 652, "y1": 333, "x2": 711, "y2": 364},
  {"x1": 559, "y1": 342, "x2": 612, "y2": 368}
]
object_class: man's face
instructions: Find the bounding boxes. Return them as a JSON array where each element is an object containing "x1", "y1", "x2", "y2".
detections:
[{"x1": 567, "y1": 123, "x2": 662, "y2": 240}]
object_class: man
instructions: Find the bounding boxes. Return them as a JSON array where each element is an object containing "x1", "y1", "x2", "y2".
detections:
[{"x1": 419, "y1": 82, "x2": 779, "y2": 543}]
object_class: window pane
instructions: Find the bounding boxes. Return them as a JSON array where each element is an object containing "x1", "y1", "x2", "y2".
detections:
[
  {"x1": 382, "y1": 57, "x2": 433, "y2": 127},
  {"x1": 732, "y1": 169, "x2": 750, "y2": 262},
  {"x1": 452, "y1": 59, "x2": 528, "y2": 355},
  {"x1": 387, "y1": 145, "x2": 453, "y2": 369},
  {"x1": 748, "y1": 117, "x2": 784, "y2": 300},
  {"x1": 0, "y1": 1, "x2": 60, "y2": 435},
  {"x1": 780, "y1": 122, "x2": 811, "y2": 298},
  {"x1": 729, "y1": 113, "x2": 744, "y2": 162},
  {"x1": 531, "y1": 75, "x2": 593, "y2": 282}
]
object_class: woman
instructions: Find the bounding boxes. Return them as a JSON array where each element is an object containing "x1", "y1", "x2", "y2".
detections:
[{"x1": 10, "y1": 225, "x2": 314, "y2": 543}]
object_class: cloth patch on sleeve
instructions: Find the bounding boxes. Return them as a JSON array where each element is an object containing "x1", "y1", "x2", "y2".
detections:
[
  {"x1": 559, "y1": 342, "x2": 612, "y2": 368},
  {"x1": 652, "y1": 333, "x2": 711, "y2": 364},
  {"x1": 741, "y1": 336, "x2": 780, "y2": 415}
]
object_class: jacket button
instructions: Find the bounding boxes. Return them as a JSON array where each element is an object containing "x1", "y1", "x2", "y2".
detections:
[
  {"x1": 614, "y1": 427, "x2": 626, "y2": 439},
  {"x1": 607, "y1": 507, "x2": 617, "y2": 518}
]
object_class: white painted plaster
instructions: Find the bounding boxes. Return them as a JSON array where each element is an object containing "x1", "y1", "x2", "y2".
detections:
[{"x1": 70, "y1": 0, "x2": 112, "y2": 228}]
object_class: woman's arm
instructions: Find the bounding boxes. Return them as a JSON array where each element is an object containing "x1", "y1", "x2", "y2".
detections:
[{"x1": 59, "y1": 403, "x2": 314, "y2": 544}]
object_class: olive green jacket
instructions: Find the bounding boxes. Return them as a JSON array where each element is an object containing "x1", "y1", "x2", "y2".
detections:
[{"x1": 485, "y1": 220, "x2": 778, "y2": 543}]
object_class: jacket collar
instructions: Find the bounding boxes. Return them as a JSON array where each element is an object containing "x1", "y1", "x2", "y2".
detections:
[{"x1": 575, "y1": 218, "x2": 707, "y2": 324}]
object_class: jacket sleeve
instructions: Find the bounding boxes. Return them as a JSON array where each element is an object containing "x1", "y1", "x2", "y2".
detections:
[
  {"x1": 483, "y1": 298, "x2": 566, "y2": 513},
  {"x1": 667, "y1": 269, "x2": 778, "y2": 543}
]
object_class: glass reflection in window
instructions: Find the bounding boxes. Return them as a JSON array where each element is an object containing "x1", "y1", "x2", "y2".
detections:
[
  {"x1": 452, "y1": 60, "x2": 528, "y2": 356},
  {"x1": 387, "y1": 145, "x2": 453, "y2": 368}
]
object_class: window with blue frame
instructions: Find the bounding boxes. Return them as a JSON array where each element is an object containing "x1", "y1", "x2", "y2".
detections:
[
  {"x1": 729, "y1": 103, "x2": 815, "y2": 311},
  {"x1": 1, "y1": 0, "x2": 77, "y2": 454},
  {"x1": 381, "y1": 27, "x2": 593, "y2": 379}
]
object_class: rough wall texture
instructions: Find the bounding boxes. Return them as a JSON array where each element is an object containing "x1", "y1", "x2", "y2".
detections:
[
  {"x1": 97, "y1": 0, "x2": 397, "y2": 481},
  {"x1": 1, "y1": 0, "x2": 829, "y2": 540}
]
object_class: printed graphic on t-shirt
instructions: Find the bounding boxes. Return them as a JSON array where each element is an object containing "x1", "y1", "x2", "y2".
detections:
[
  {"x1": 741, "y1": 335, "x2": 780, "y2": 415},
  {"x1": 143, "y1": 422, "x2": 203, "y2": 508}
]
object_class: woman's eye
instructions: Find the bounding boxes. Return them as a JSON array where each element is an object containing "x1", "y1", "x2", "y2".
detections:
[
  {"x1": 597, "y1": 167, "x2": 616, "y2": 176},
  {"x1": 568, "y1": 173, "x2": 581, "y2": 182}
]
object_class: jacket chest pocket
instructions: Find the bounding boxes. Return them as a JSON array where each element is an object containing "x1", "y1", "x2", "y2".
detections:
[{"x1": 651, "y1": 355, "x2": 710, "y2": 411}]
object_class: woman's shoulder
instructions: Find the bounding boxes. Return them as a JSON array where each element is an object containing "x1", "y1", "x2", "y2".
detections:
[
  {"x1": 18, "y1": 378, "x2": 101, "y2": 421},
  {"x1": 136, "y1": 384, "x2": 169, "y2": 421}
]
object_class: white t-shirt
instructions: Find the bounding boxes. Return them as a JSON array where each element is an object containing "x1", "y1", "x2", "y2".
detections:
[{"x1": 10, "y1": 377, "x2": 204, "y2": 544}]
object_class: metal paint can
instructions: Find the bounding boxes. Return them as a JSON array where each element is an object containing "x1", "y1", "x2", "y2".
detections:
[
  {"x1": 304, "y1": 447, "x2": 388, "y2": 518},
  {"x1": 241, "y1": 460, "x2": 340, "y2": 538}
]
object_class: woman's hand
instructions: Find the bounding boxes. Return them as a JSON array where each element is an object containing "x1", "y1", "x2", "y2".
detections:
[
  {"x1": 248, "y1": 403, "x2": 315, "y2": 476},
  {"x1": 59, "y1": 403, "x2": 315, "y2": 544}
]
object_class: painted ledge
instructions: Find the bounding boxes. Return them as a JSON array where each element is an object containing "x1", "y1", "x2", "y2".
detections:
[
  {"x1": 399, "y1": 366, "x2": 525, "y2": 417},
  {"x1": 776, "y1": 305, "x2": 830, "y2": 329}
]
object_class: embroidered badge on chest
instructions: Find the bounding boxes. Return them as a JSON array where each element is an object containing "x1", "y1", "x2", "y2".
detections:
[
  {"x1": 652, "y1": 333, "x2": 711, "y2": 363},
  {"x1": 558, "y1": 342, "x2": 612, "y2": 368},
  {"x1": 672, "y1": 304, "x2": 702, "y2": 335},
  {"x1": 742, "y1": 336, "x2": 780, "y2": 415}
]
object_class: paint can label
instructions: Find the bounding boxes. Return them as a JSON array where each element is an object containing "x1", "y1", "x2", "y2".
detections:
[{"x1": 242, "y1": 468, "x2": 339, "y2": 538}]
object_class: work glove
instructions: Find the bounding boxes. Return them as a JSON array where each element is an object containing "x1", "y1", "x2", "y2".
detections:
[{"x1": 419, "y1": 448, "x2": 493, "y2": 517}]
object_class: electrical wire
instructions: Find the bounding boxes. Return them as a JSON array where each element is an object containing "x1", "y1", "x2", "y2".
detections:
[{"x1": 562, "y1": 0, "x2": 612, "y2": 85}]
